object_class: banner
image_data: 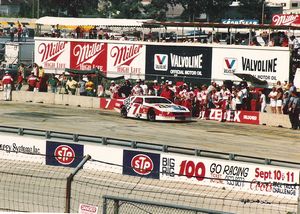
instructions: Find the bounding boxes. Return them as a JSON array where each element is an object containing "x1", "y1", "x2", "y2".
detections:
[
  {"x1": 46, "y1": 141, "x2": 84, "y2": 168},
  {"x1": 70, "y1": 41, "x2": 107, "y2": 71},
  {"x1": 35, "y1": 39, "x2": 70, "y2": 72},
  {"x1": 161, "y1": 154, "x2": 299, "y2": 200},
  {"x1": 212, "y1": 47, "x2": 290, "y2": 84},
  {"x1": 123, "y1": 150, "x2": 161, "y2": 179},
  {"x1": 272, "y1": 14, "x2": 300, "y2": 26},
  {"x1": 107, "y1": 43, "x2": 146, "y2": 79},
  {"x1": 222, "y1": 19, "x2": 259, "y2": 25},
  {"x1": 146, "y1": 45, "x2": 212, "y2": 79},
  {"x1": 200, "y1": 109, "x2": 260, "y2": 125}
]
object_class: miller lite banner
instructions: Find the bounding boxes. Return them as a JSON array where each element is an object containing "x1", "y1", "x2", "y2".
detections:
[
  {"x1": 272, "y1": 14, "x2": 300, "y2": 26},
  {"x1": 146, "y1": 45, "x2": 212, "y2": 80},
  {"x1": 211, "y1": 46, "x2": 290, "y2": 84},
  {"x1": 35, "y1": 39, "x2": 70, "y2": 72},
  {"x1": 107, "y1": 43, "x2": 146, "y2": 79}
]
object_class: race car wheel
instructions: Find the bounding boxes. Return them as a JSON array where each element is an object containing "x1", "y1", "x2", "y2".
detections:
[
  {"x1": 120, "y1": 106, "x2": 128, "y2": 118},
  {"x1": 147, "y1": 109, "x2": 156, "y2": 122}
]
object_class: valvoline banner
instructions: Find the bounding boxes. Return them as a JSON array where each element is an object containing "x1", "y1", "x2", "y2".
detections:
[
  {"x1": 46, "y1": 141, "x2": 84, "y2": 168},
  {"x1": 123, "y1": 150, "x2": 160, "y2": 179},
  {"x1": 70, "y1": 41, "x2": 107, "y2": 71},
  {"x1": 146, "y1": 45, "x2": 212, "y2": 79}
]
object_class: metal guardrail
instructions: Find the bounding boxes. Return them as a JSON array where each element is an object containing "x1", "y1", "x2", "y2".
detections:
[{"x1": 0, "y1": 125, "x2": 299, "y2": 169}]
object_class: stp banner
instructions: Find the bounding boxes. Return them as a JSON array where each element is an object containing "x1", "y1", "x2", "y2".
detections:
[
  {"x1": 272, "y1": 14, "x2": 300, "y2": 26},
  {"x1": 146, "y1": 45, "x2": 212, "y2": 79}
]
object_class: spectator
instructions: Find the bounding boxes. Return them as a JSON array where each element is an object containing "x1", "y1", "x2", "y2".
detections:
[
  {"x1": 288, "y1": 90, "x2": 299, "y2": 130},
  {"x1": 118, "y1": 78, "x2": 132, "y2": 98},
  {"x1": 268, "y1": 87, "x2": 278, "y2": 113},
  {"x1": 276, "y1": 87, "x2": 284, "y2": 114},
  {"x1": 38, "y1": 66, "x2": 45, "y2": 79},
  {"x1": 85, "y1": 77, "x2": 94, "y2": 96},
  {"x1": 58, "y1": 72, "x2": 68, "y2": 94},
  {"x1": 9, "y1": 24, "x2": 15, "y2": 42},
  {"x1": 66, "y1": 77, "x2": 78, "y2": 95},
  {"x1": 131, "y1": 79, "x2": 144, "y2": 96},
  {"x1": 140, "y1": 80, "x2": 148, "y2": 95},
  {"x1": 160, "y1": 82, "x2": 175, "y2": 102},
  {"x1": 27, "y1": 71, "x2": 38, "y2": 91},
  {"x1": 32, "y1": 63, "x2": 39, "y2": 76},
  {"x1": 16, "y1": 70, "x2": 23, "y2": 91},
  {"x1": 282, "y1": 91, "x2": 290, "y2": 114},
  {"x1": 48, "y1": 74, "x2": 58, "y2": 93},
  {"x1": 258, "y1": 90, "x2": 267, "y2": 113},
  {"x1": 78, "y1": 76, "x2": 87, "y2": 96},
  {"x1": 109, "y1": 80, "x2": 120, "y2": 99},
  {"x1": 17, "y1": 23, "x2": 22, "y2": 42},
  {"x1": 2, "y1": 71, "x2": 13, "y2": 101}
]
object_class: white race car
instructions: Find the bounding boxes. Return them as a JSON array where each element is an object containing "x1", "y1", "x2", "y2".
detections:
[{"x1": 115, "y1": 96, "x2": 191, "y2": 121}]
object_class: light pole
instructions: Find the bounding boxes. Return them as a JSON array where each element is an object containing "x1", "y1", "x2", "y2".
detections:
[{"x1": 261, "y1": 0, "x2": 265, "y2": 24}]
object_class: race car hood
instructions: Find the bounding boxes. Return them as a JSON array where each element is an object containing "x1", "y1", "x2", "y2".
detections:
[{"x1": 149, "y1": 103, "x2": 189, "y2": 112}]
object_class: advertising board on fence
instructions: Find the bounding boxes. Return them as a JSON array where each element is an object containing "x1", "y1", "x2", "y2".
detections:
[
  {"x1": 0, "y1": 134, "x2": 45, "y2": 163},
  {"x1": 123, "y1": 150, "x2": 161, "y2": 179},
  {"x1": 211, "y1": 47, "x2": 290, "y2": 84},
  {"x1": 200, "y1": 109, "x2": 260, "y2": 125},
  {"x1": 46, "y1": 141, "x2": 84, "y2": 168},
  {"x1": 107, "y1": 43, "x2": 146, "y2": 79},
  {"x1": 146, "y1": 45, "x2": 212, "y2": 80},
  {"x1": 160, "y1": 153, "x2": 299, "y2": 200},
  {"x1": 272, "y1": 14, "x2": 300, "y2": 26}
]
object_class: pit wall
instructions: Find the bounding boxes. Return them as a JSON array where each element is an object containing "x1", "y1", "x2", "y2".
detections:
[{"x1": 0, "y1": 91, "x2": 292, "y2": 128}]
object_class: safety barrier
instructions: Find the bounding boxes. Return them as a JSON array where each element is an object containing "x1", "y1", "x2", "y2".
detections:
[{"x1": 0, "y1": 125, "x2": 299, "y2": 169}]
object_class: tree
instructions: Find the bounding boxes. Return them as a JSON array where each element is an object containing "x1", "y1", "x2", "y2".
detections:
[{"x1": 239, "y1": 0, "x2": 264, "y2": 20}]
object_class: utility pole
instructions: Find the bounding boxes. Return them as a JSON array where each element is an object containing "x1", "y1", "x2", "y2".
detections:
[
  {"x1": 261, "y1": 0, "x2": 265, "y2": 24},
  {"x1": 37, "y1": 0, "x2": 39, "y2": 18},
  {"x1": 32, "y1": 0, "x2": 35, "y2": 18}
]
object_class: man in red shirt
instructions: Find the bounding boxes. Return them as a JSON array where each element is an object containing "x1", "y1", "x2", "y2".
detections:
[
  {"x1": 27, "y1": 71, "x2": 38, "y2": 91},
  {"x1": 2, "y1": 71, "x2": 13, "y2": 101},
  {"x1": 160, "y1": 82, "x2": 174, "y2": 102}
]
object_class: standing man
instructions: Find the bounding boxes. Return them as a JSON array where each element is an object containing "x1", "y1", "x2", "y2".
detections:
[
  {"x1": 2, "y1": 71, "x2": 13, "y2": 101},
  {"x1": 288, "y1": 90, "x2": 299, "y2": 130},
  {"x1": 27, "y1": 71, "x2": 38, "y2": 91}
]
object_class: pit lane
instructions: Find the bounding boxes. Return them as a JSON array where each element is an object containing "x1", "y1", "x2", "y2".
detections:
[{"x1": 0, "y1": 101, "x2": 299, "y2": 163}]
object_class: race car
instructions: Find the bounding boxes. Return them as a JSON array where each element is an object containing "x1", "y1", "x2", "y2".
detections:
[{"x1": 115, "y1": 96, "x2": 191, "y2": 121}]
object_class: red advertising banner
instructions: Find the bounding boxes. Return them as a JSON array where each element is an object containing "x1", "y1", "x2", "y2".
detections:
[
  {"x1": 272, "y1": 14, "x2": 300, "y2": 26},
  {"x1": 99, "y1": 98, "x2": 124, "y2": 110},
  {"x1": 70, "y1": 41, "x2": 107, "y2": 71}
]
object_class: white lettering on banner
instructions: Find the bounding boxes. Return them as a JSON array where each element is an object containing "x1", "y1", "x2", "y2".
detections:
[
  {"x1": 242, "y1": 57, "x2": 277, "y2": 72},
  {"x1": 272, "y1": 14, "x2": 299, "y2": 26},
  {"x1": 38, "y1": 41, "x2": 67, "y2": 62},
  {"x1": 160, "y1": 154, "x2": 300, "y2": 199},
  {"x1": 73, "y1": 43, "x2": 104, "y2": 66},
  {"x1": 110, "y1": 44, "x2": 143, "y2": 67},
  {"x1": 170, "y1": 54, "x2": 203, "y2": 68}
]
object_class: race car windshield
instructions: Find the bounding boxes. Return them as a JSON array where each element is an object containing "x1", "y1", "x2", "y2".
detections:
[{"x1": 145, "y1": 98, "x2": 172, "y2": 104}]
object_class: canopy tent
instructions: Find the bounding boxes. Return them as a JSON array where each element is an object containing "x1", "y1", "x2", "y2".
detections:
[
  {"x1": 65, "y1": 68, "x2": 124, "y2": 80},
  {"x1": 36, "y1": 16, "x2": 152, "y2": 28}
]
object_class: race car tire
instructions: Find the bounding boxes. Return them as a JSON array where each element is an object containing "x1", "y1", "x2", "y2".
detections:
[
  {"x1": 120, "y1": 106, "x2": 128, "y2": 118},
  {"x1": 147, "y1": 109, "x2": 156, "y2": 122}
]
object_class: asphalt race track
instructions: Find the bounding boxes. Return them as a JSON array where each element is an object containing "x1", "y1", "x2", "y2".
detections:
[{"x1": 0, "y1": 101, "x2": 299, "y2": 163}]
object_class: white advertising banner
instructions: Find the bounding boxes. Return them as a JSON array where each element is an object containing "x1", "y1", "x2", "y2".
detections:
[
  {"x1": 35, "y1": 39, "x2": 71, "y2": 72},
  {"x1": 83, "y1": 144, "x2": 123, "y2": 174},
  {"x1": 211, "y1": 47, "x2": 290, "y2": 85},
  {"x1": 160, "y1": 154, "x2": 299, "y2": 200},
  {"x1": 0, "y1": 134, "x2": 46, "y2": 163},
  {"x1": 107, "y1": 43, "x2": 146, "y2": 79}
]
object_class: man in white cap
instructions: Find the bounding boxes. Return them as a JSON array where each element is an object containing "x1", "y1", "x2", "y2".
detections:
[
  {"x1": 109, "y1": 80, "x2": 119, "y2": 99},
  {"x1": 131, "y1": 79, "x2": 143, "y2": 96},
  {"x1": 2, "y1": 71, "x2": 13, "y2": 101}
]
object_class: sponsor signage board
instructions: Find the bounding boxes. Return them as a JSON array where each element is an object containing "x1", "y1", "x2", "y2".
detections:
[
  {"x1": 107, "y1": 43, "x2": 146, "y2": 79},
  {"x1": 272, "y1": 14, "x2": 300, "y2": 26},
  {"x1": 212, "y1": 47, "x2": 290, "y2": 85},
  {"x1": 222, "y1": 19, "x2": 259, "y2": 25},
  {"x1": 70, "y1": 41, "x2": 107, "y2": 71},
  {"x1": 146, "y1": 45, "x2": 212, "y2": 79},
  {"x1": 35, "y1": 39, "x2": 70, "y2": 72},
  {"x1": 0, "y1": 134, "x2": 45, "y2": 163},
  {"x1": 123, "y1": 150, "x2": 160, "y2": 179},
  {"x1": 46, "y1": 141, "x2": 84, "y2": 168},
  {"x1": 160, "y1": 153, "x2": 299, "y2": 200},
  {"x1": 79, "y1": 203, "x2": 98, "y2": 214},
  {"x1": 199, "y1": 109, "x2": 260, "y2": 125}
]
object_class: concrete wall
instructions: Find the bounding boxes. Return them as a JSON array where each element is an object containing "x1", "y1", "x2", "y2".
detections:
[
  {"x1": 1, "y1": 91, "x2": 100, "y2": 109},
  {"x1": 0, "y1": 91, "x2": 292, "y2": 128}
]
